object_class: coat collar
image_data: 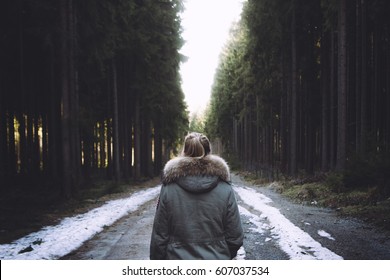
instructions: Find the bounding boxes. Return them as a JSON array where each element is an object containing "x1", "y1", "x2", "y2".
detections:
[{"x1": 162, "y1": 155, "x2": 230, "y2": 185}]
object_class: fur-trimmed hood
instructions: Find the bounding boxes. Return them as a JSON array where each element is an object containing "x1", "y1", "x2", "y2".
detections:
[{"x1": 161, "y1": 155, "x2": 230, "y2": 192}]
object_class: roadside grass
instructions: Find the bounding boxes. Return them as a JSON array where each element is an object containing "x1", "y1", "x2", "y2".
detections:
[{"x1": 239, "y1": 171, "x2": 390, "y2": 231}]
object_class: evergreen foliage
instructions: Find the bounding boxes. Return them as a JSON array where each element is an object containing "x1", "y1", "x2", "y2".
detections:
[
  {"x1": 206, "y1": 0, "x2": 390, "y2": 196},
  {"x1": 0, "y1": 0, "x2": 188, "y2": 198}
]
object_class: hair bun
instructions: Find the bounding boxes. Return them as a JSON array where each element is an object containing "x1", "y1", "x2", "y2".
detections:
[{"x1": 183, "y1": 132, "x2": 211, "y2": 158}]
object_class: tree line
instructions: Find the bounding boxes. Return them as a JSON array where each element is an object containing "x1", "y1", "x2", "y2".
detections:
[
  {"x1": 0, "y1": 0, "x2": 188, "y2": 199},
  {"x1": 206, "y1": 0, "x2": 390, "y2": 195}
]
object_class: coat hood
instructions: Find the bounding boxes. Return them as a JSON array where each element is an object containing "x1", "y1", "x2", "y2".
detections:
[{"x1": 161, "y1": 155, "x2": 230, "y2": 193}]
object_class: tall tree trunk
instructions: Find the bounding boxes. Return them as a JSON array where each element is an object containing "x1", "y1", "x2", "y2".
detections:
[
  {"x1": 321, "y1": 31, "x2": 330, "y2": 171},
  {"x1": 18, "y1": 113, "x2": 27, "y2": 175},
  {"x1": 144, "y1": 118, "x2": 153, "y2": 177},
  {"x1": 336, "y1": 0, "x2": 347, "y2": 171},
  {"x1": 244, "y1": 113, "x2": 249, "y2": 169},
  {"x1": 329, "y1": 30, "x2": 337, "y2": 170},
  {"x1": 133, "y1": 96, "x2": 141, "y2": 180},
  {"x1": 360, "y1": 0, "x2": 368, "y2": 156},
  {"x1": 355, "y1": 0, "x2": 362, "y2": 154},
  {"x1": 27, "y1": 114, "x2": 33, "y2": 174},
  {"x1": 122, "y1": 122, "x2": 130, "y2": 180},
  {"x1": 60, "y1": 0, "x2": 72, "y2": 198},
  {"x1": 8, "y1": 112, "x2": 17, "y2": 177},
  {"x1": 290, "y1": 1, "x2": 298, "y2": 175},
  {"x1": 121, "y1": 64, "x2": 131, "y2": 180},
  {"x1": 106, "y1": 118, "x2": 113, "y2": 178},
  {"x1": 280, "y1": 51, "x2": 288, "y2": 173},
  {"x1": 42, "y1": 114, "x2": 48, "y2": 175},
  {"x1": 69, "y1": 0, "x2": 81, "y2": 188},
  {"x1": 33, "y1": 115, "x2": 40, "y2": 174},
  {"x1": 256, "y1": 95, "x2": 261, "y2": 171},
  {"x1": 18, "y1": 1, "x2": 26, "y2": 176},
  {"x1": 99, "y1": 122, "x2": 106, "y2": 168},
  {"x1": 48, "y1": 38, "x2": 59, "y2": 183},
  {"x1": 154, "y1": 119, "x2": 163, "y2": 176},
  {"x1": 112, "y1": 58, "x2": 120, "y2": 183},
  {"x1": 372, "y1": 23, "x2": 380, "y2": 148}
]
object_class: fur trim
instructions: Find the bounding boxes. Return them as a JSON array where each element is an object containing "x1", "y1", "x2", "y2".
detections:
[{"x1": 162, "y1": 155, "x2": 230, "y2": 185}]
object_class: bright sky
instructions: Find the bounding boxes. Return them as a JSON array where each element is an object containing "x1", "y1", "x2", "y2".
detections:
[{"x1": 180, "y1": 0, "x2": 245, "y2": 115}]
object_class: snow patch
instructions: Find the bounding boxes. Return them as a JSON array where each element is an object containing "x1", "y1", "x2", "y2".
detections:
[
  {"x1": 0, "y1": 186, "x2": 161, "y2": 260},
  {"x1": 234, "y1": 185, "x2": 343, "y2": 260},
  {"x1": 234, "y1": 246, "x2": 246, "y2": 260},
  {"x1": 317, "y1": 230, "x2": 336, "y2": 241},
  {"x1": 238, "y1": 205, "x2": 266, "y2": 234}
]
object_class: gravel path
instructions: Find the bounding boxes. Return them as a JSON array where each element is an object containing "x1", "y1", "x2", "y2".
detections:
[{"x1": 232, "y1": 175, "x2": 390, "y2": 260}]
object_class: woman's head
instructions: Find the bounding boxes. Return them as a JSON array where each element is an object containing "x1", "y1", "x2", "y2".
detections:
[{"x1": 182, "y1": 132, "x2": 211, "y2": 158}]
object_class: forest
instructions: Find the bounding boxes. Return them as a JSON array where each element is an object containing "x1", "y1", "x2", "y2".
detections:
[
  {"x1": 206, "y1": 0, "x2": 390, "y2": 197},
  {"x1": 2, "y1": 0, "x2": 390, "y2": 205},
  {"x1": 0, "y1": 0, "x2": 188, "y2": 200}
]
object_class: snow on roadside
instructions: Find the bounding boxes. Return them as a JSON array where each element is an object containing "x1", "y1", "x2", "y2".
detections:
[
  {"x1": 234, "y1": 185, "x2": 343, "y2": 260},
  {"x1": 238, "y1": 205, "x2": 267, "y2": 235},
  {"x1": 0, "y1": 186, "x2": 161, "y2": 260}
]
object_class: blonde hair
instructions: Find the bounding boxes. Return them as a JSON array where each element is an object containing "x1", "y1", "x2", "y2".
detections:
[{"x1": 182, "y1": 132, "x2": 211, "y2": 158}]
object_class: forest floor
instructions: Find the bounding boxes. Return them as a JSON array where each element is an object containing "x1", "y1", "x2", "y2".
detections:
[{"x1": 239, "y1": 171, "x2": 390, "y2": 231}]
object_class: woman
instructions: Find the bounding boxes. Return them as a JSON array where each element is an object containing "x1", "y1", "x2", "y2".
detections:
[{"x1": 150, "y1": 132, "x2": 244, "y2": 260}]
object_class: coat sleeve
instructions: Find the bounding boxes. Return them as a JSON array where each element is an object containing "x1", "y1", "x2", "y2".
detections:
[
  {"x1": 224, "y1": 189, "x2": 244, "y2": 259},
  {"x1": 150, "y1": 186, "x2": 170, "y2": 260}
]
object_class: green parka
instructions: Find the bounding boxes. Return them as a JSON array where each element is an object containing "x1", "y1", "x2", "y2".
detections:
[{"x1": 150, "y1": 155, "x2": 244, "y2": 260}]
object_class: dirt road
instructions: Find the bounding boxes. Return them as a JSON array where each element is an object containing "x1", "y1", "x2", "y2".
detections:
[
  {"x1": 62, "y1": 199, "x2": 156, "y2": 260},
  {"x1": 62, "y1": 174, "x2": 390, "y2": 260}
]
